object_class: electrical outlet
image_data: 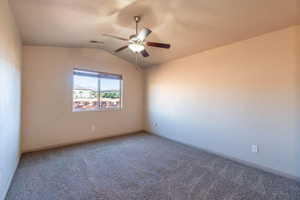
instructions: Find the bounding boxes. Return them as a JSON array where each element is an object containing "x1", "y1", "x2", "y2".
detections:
[
  {"x1": 251, "y1": 145, "x2": 258, "y2": 153},
  {"x1": 153, "y1": 122, "x2": 158, "y2": 127},
  {"x1": 91, "y1": 124, "x2": 96, "y2": 132}
]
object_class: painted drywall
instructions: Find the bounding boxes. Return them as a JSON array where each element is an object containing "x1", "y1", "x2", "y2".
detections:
[
  {"x1": 145, "y1": 25, "x2": 300, "y2": 179},
  {"x1": 0, "y1": 0, "x2": 22, "y2": 199},
  {"x1": 22, "y1": 46, "x2": 144, "y2": 152}
]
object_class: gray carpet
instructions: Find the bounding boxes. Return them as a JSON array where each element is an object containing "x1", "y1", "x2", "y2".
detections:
[{"x1": 6, "y1": 133, "x2": 300, "y2": 200}]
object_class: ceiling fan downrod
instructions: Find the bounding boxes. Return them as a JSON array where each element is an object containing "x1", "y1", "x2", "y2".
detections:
[{"x1": 134, "y1": 16, "x2": 141, "y2": 35}]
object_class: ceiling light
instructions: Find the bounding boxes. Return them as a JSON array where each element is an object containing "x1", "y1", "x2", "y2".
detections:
[{"x1": 128, "y1": 43, "x2": 145, "y2": 52}]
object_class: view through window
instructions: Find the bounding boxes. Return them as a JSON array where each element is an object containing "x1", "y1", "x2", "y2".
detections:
[{"x1": 73, "y1": 69, "x2": 122, "y2": 111}]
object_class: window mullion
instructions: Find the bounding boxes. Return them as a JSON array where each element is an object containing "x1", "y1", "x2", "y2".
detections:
[
  {"x1": 120, "y1": 79, "x2": 122, "y2": 108},
  {"x1": 98, "y1": 77, "x2": 101, "y2": 110}
]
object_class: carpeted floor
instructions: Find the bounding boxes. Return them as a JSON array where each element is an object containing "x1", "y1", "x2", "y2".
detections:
[{"x1": 6, "y1": 133, "x2": 300, "y2": 200}]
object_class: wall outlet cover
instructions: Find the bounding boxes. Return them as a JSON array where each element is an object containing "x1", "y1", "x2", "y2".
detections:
[
  {"x1": 91, "y1": 125, "x2": 96, "y2": 132},
  {"x1": 251, "y1": 145, "x2": 259, "y2": 153}
]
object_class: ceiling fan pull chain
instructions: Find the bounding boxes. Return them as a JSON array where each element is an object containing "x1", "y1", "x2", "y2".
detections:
[{"x1": 135, "y1": 52, "x2": 138, "y2": 65}]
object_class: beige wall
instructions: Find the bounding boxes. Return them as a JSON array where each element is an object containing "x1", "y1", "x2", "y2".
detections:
[
  {"x1": 145, "y1": 25, "x2": 300, "y2": 179},
  {"x1": 22, "y1": 46, "x2": 144, "y2": 152},
  {"x1": 0, "y1": 0, "x2": 22, "y2": 199}
]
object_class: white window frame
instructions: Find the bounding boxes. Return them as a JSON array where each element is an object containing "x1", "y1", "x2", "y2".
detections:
[{"x1": 72, "y1": 68, "x2": 123, "y2": 112}]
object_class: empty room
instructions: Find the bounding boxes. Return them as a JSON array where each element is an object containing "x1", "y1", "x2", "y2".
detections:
[{"x1": 1, "y1": 0, "x2": 300, "y2": 199}]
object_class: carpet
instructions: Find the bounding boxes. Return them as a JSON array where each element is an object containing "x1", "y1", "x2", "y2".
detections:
[{"x1": 6, "y1": 133, "x2": 300, "y2": 200}]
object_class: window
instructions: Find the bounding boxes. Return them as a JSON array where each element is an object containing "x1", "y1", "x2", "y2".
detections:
[{"x1": 73, "y1": 69, "x2": 122, "y2": 112}]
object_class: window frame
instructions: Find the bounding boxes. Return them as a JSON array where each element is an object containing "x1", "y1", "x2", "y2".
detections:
[{"x1": 72, "y1": 68, "x2": 123, "y2": 112}]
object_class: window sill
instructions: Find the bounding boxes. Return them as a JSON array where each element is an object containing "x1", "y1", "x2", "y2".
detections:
[{"x1": 73, "y1": 108, "x2": 122, "y2": 112}]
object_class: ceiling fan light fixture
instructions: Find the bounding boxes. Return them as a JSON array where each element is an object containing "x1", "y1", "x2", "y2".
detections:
[{"x1": 128, "y1": 43, "x2": 145, "y2": 52}]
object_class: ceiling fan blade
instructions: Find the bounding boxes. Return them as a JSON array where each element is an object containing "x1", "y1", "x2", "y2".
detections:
[
  {"x1": 147, "y1": 42, "x2": 170, "y2": 49},
  {"x1": 102, "y1": 34, "x2": 128, "y2": 41},
  {"x1": 115, "y1": 45, "x2": 128, "y2": 52},
  {"x1": 140, "y1": 49, "x2": 150, "y2": 57},
  {"x1": 136, "y1": 28, "x2": 152, "y2": 41},
  {"x1": 90, "y1": 40, "x2": 104, "y2": 44}
]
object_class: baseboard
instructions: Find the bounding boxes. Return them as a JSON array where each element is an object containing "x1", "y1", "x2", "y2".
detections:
[
  {"x1": 147, "y1": 131, "x2": 300, "y2": 183},
  {"x1": 1, "y1": 156, "x2": 20, "y2": 200},
  {"x1": 22, "y1": 130, "x2": 146, "y2": 154}
]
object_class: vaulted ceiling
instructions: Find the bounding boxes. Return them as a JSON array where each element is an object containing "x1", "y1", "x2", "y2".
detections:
[{"x1": 9, "y1": 0, "x2": 300, "y2": 67}]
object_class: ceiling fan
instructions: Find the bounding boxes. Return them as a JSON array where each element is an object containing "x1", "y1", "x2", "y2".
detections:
[{"x1": 102, "y1": 16, "x2": 170, "y2": 57}]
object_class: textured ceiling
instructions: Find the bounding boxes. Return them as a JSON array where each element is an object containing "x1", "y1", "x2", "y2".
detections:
[{"x1": 9, "y1": 0, "x2": 300, "y2": 67}]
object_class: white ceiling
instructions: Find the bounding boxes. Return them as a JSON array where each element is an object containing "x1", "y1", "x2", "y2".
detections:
[{"x1": 9, "y1": 0, "x2": 300, "y2": 67}]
